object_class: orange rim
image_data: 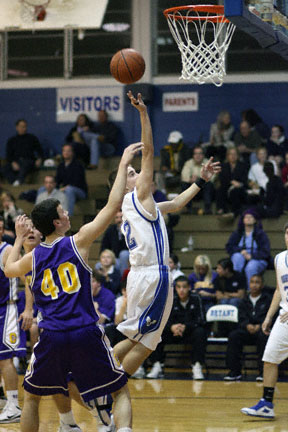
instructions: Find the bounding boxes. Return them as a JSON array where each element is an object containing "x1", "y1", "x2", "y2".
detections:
[{"x1": 163, "y1": 5, "x2": 230, "y2": 23}]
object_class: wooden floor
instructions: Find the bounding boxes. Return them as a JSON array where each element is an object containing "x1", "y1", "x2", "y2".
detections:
[{"x1": 3, "y1": 377, "x2": 288, "y2": 431}]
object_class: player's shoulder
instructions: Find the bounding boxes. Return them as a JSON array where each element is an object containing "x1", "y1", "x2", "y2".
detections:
[{"x1": 275, "y1": 250, "x2": 288, "y2": 265}]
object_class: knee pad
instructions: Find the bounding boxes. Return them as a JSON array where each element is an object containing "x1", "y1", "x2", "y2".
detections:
[{"x1": 84, "y1": 393, "x2": 113, "y2": 426}]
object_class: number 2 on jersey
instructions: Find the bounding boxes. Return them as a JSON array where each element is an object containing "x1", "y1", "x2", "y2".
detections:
[
  {"x1": 123, "y1": 221, "x2": 137, "y2": 250},
  {"x1": 41, "y1": 262, "x2": 81, "y2": 299}
]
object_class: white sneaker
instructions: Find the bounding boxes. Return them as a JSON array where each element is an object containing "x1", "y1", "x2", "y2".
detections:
[
  {"x1": 98, "y1": 415, "x2": 116, "y2": 432},
  {"x1": 146, "y1": 362, "x2": 163, "y2": 379},
  {"x1": 12, "y1": 180, "x2": 20, "y2": 187},
  {"x1": 0, "y1": 402, "x2": 21, "y2": 423},
  {"x1": 131, "y1": 365, "x2": 145, "y2": 379},
  {"x1": 58, "y1": 422, "x2": 82, "y2": 431},
  {"x1": 192, "y1": 362, "x2": 204, "y2": 380}
]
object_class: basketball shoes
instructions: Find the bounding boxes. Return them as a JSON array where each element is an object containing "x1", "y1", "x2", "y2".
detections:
[
  {"x1": 192, "y1": 362, "x2": 204, "y2": 380},
  {"x1": 146, "y1": 362, "x2": 163, "y2": 379},
  {"x1": 58, "y1": 422, "x2": 82, "y2": 432},
  {"x1": 241, "y1": 398, "x2": 275, "y2": 419},
  {"x1": 0, "y1": 402, "x2": 21, "y2": 423}
]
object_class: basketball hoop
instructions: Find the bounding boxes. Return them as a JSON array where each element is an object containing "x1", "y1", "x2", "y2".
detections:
[
  {"x1": 20, "y1": 0, "x2": 51, "y2": 25},
  {"x1": 163, "y1": 5, "x2": 236, "y2": 87}
]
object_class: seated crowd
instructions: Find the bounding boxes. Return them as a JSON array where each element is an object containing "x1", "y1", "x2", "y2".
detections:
[{"x1": 0, "y1": 108, "x2": 285, "y2": 388}]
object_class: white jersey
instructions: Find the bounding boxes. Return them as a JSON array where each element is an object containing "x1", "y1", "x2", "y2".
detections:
[
  {"x1": 275, "y1": 250, "x2": 288, "y2": 312},
  {"x1": 121, "y1": 188, "x2": 170, "y2": 267}
]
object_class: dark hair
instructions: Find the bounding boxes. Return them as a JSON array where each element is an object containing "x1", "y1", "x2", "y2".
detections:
[
  {"x1": 62, "y1": 143, "x2": 74, "y2": 151},
  {"x1": 217, "y1": 258, "x2": 234, "y2": 273},
  {"x1": 241, "y1": 109, "x2": 262, "y2": 126},
  {"x1": 31, "y1": 199, "x2": 60, "y2": 237},
  {"x1": 193, "y1": 145, "x2": 203, "y2": 155},
  {"x1": 92, "y1": 269, "x2": 103, "y2": 283},
  {"x1": 174, "y1": 275, "x2": 189, "y2": 285},
  {"x1": 76, "y1": 113, "x2": 93, "y2": 128},
  {"x1": 272, "y1": 124, "x2": 284, "y2": 134},
  {"x1": 250, "y1": 273, "x2": 263, "y2": 281},
  {"x1": 108, "y1": 169, "x2": 117, "y2": 190},
  {"x1": 15, "y1": 118, "x2": 27, "y2": 126},
  {"x1": 170, "y1": 254, "x2": 179, "y2": 265},
  {"x1": 263, "y1": 161, "x2": 274, "y2": 178}
]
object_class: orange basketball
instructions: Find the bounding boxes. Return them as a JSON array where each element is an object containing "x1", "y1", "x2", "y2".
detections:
[{"x1": 110, "y1": 48, "x2": 145, "y2": 84}]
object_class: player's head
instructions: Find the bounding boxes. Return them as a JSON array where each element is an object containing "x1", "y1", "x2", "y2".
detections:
[
  {"x1": 31, "y1": 199, "x2": 70, "y2": 237},
  {"x1": 23, "y1": 218, "x2": 42, "y2": 252},
  {"x1": 126, "y1": 165, "x2": 139, "y2": 192},
  {"x1": 249, "y1": 274, "x2": 263, "y2": 296},
  {"x1": 174, "y1": 275, "x2": 190, "y2": 301}
]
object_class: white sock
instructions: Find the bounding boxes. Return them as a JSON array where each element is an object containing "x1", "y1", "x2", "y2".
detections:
[
  {"x1": 6, "y1": 390, "x2": 18, "y2": 406},
  {"x1": 117, "y1": 428, "x2": 132, "y2": 432},
  {"x1": 59, "y1": 410, "x2": 76, "y2": 425}
]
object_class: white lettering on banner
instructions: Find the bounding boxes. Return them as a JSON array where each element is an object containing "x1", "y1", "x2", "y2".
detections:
[
  {"x1": 56, "y1": 87, "x2": 123, "y2": 122},
  {"x1": 162, "y1": 92, "x2": 198, "y2": 112}
]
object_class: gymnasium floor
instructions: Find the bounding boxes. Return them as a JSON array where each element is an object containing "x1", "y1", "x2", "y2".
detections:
[{"x1": 3, "y1": 377, "x2": 288, "y2": 432}]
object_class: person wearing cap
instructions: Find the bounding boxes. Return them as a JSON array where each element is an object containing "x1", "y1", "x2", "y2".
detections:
[
  {"x1": 226, "y1": 209, "x2": 271, "y2": 289},
  {"x1": 159, "y1": 130, "x2": 192, "y2": 189}
]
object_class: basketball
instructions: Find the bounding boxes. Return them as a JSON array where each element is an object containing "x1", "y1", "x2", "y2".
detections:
[{"x1": 110, "y1": 48, "x2": 145, "y2": 84}]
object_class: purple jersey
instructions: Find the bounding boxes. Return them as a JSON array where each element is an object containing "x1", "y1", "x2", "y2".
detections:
[
  {"x1": 0, "y1": 242, "x2": 18, "y2": 304},
  {"x1": 30, "y1": 236, "x2": 98, "y2": 331}
]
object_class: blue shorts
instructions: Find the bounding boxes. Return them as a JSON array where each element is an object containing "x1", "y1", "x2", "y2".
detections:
[
  {"x1": 0, "y1": 303, "x2": 26, "y2": 360},
  {"x1": 24, "y1": 323, "x2": 127, "y2": 401}
]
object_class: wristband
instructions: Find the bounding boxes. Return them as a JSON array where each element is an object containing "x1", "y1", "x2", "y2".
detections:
[{"x1": 195, "y1": 177, "x2": 206, "y2": 189}]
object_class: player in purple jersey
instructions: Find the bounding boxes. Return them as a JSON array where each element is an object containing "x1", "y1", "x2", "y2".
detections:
[
  {"x1": 0, "y1": 216, "x2": 27, "y2": 424},
  {"x1": 5, "y1": 143, "x2": 142, "y2": 432},
  {"x1": 22, "y1": 219, "x2": 85, "y2": 432},
  {"x1": 113, "y1": 92, "x2": 221, "y2": 379}
]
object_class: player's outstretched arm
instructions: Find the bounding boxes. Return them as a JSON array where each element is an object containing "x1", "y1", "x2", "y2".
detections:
[
  {"x1": 158, "y1": 157, "x2": 221, "y2": 214},
  {"x1": 5, "y1": 215, "x2": 33, "y2": 277},
  {"x1": 127, "y1": 91, "x2": 154, "y2": 200},
  {"x1": 74, "y1": 142, "x2": 143, "y2": 249}
]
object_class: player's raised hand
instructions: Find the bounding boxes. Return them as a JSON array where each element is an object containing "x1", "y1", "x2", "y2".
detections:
[
  {"x1": 200, "y1": 157, "x2": 221, "y2": 182},
  {"x1": 121, "y1": 142, "x2": 144, "y2": 165},
  {"x1": 127, "y1": 91, "x2": 146, "y2": 112},
  {"x1": 15, "y1": 215, "x2": 30, "y2": 240}
]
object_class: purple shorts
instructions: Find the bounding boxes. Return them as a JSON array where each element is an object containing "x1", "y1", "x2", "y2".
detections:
[
  {"x1": 0, "y1": 303, "x2": 26, "y2": 360},
  {"x1": 24, "y1": 323, "x2": 127, "y2": 401}
]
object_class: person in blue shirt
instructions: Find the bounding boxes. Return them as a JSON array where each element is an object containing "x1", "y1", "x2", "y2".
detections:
[{"x1": 226, "y1": 209, "x2": 271, "y2": 289}]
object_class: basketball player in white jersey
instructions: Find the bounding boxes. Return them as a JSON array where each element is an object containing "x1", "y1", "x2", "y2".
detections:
[
  {"x1": 113, "y1": 91, "x2": 221, "y2": 377},
  {"x1": 241, "y1": 223, "x2": 288, "y2": 419}
]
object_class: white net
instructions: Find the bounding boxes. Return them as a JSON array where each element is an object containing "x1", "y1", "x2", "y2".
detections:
[{"x1": 165, "y1": 6, "x2": 236, "y2": 87}]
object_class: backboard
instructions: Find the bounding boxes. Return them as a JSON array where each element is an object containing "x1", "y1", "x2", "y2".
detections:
[
  {"x1": 0, "y1": 0, "x2": 108, "y2": 31},
  {"x1": 224, "y1": 0, "x2": 288, "y2": 61}
]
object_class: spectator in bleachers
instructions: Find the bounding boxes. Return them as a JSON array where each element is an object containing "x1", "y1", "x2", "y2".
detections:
[
  {"x1": 248, "y1": 147, "x2": 278, "y2": 193},
  {"x1": 95, "y1": 249, "x2": 121, "y2": 296},
  {"x1": 215, "y1": 258, "x2": 246, "y2": 307},
  {"x1": 100, "y1": 210, "x2": 129, "y2": 277},
  {"x1": 181, "y1": 146, "x2": 215, "y2": 214},
  {"x1": 66, "y1": 113, "x2": 92, "y2": 166},
  {"x1": 206, "y1": 110, "x2": 235, "y2": 162},
  {"x1": 224, "y1": 274, "x2": 271, "y2": 381},
  {"x1": 255, "y1": 161, "x2": 284, "y2": 218},
  {"x1": 234, "y1": 120, "x2": 263, "y2": 167},
  {"x1": 188, "y1": 255, "x2": 217, "y2": 313},
  {"x1": 281, "y1": 151, "x2": 288, "y2": 211},
  {"x1": 91, "y1": 110, "x2": 119, "y2": 165},
  {"x1": 267, "y1": 124, "x2": 288, "y2": 166},
  {"x1": 91, "y1": 270, "x2": 115, "y2": 325},
  {"x1": 241, "y1": 109, "x2": 270, "y2": 142},
  {"x1": 160, "y1": 130, "x2": 191, "y2": 189},
  {"x1": 35, "y1": 175, "x2": 68, "y2": 212},
  {"x1": 146, "y1": 276, "x2": 206, "y2": 380},
  {"x1": 169, "y1": 254, "x2": 184, "y2": 282},
  {"x1": 0, "y1": 192, "x2": 23, "y2": 243},
  {"x1": 226, "y1": 209, "x2": 271, "y2": 289},
  {"x1": 55, "y1": 143, "x2": 88, "y2": 216},
  {"x1": 216, "y1": 147, "x2": 248, "y2": 217},
  {"x1": 3, "y1": 119, "x2": 43, "y2": 186}
]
